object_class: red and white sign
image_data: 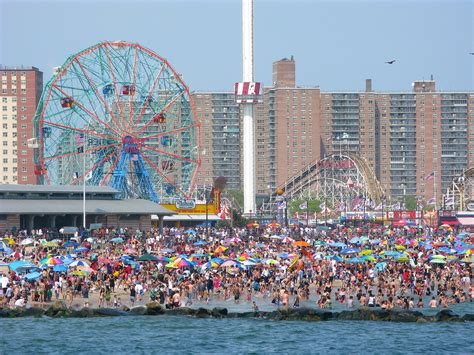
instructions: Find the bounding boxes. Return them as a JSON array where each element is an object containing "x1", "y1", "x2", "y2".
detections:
[{"x1": 234, "y1": 82, "x2": 262, "y2": 103}]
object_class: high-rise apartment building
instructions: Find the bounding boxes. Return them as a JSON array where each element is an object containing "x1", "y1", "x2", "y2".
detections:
[
  {"x1": 1, "y1": 66, "x2": 43, "y2": 184},
  {"x1": 264, "y1": 59, "x2": 473, "y2": 205},
  {"x1": 193, "y1": 92, "x2": 242, "y2": 190}
]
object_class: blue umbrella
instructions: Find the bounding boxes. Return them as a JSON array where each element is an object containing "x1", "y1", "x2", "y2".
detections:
[
  {"x1": 191, "y1": 253, "x2": 209, "y2": 257},
  {"x1": 346, "y1": 257, "x2": 364, "y2": 264},
  {"x1": 74, "y1": 247, "x2": 89, "y2": 253},
  {"x1": 53, "y1": 264, "x2": 68, "y2": 272},
  {"x1": 370, "y1": 239, "x2": 381, "y2": 245},
  {"x1": 326, "y1": 255, "x2": 343, "y2": 262},
  {"x1": 110, "y1": 237, "x2": 124, "y2": 243},
  {"x1": 350, "y1": 237, "x2": 361, "y2": 244},
  {"x1": 161, "y1": 248, "x2": 175, "y2": 254},
  {"x1": 329, "y1": 242, "x2": 346, "y2": 248},
  {"x1": 341, "y1": 248, "x2": 361, "y2": 254},
  {"x1": 193, "y1": 240, "x2": 207, "y2": 246},
  {"x1": 382, "y1": 251, "x2": 400, "y2": 257},
  {"x1": 9, "y1": 260, "x2": 37, "y2": 273},
  {"x1": 185, "y1": 229, "x2": 197, "y2": 234},
  {"x1": 23, "y1": 271, "x2": 42, "y2": 281},
  {"x1": 62, "y1": 241, "x2": 79, "y2": 248}
]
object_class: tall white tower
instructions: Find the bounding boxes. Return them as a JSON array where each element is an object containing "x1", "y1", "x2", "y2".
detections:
[{"x1": 236, "y1": 0, "x2": 261, "y2": 216}]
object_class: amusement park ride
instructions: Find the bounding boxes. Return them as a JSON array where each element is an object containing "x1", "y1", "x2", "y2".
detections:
[{"x1": 33, "y1": 41, "x2": 201, "y2": 207}]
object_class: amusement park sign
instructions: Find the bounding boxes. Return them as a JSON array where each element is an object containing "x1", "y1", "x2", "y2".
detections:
[{"x1": 175, "y1": 199, "x2": 196, "y2": 209}]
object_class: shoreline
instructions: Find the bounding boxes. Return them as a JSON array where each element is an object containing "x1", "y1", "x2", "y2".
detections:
[{"x1": 1, "y1": 301, "x2": 473, "y2": 322}]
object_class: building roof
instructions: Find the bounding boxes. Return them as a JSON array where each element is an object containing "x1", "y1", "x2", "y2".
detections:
[
  {"x1": 0, "y1": 184, "x2": 118, "y2": 195},
  {"x1": 0, "y1": 199, "x2": 175, "y2": 215},
  {"x1": 157, "y1": 214, "x2": 221, "y2": 221}
]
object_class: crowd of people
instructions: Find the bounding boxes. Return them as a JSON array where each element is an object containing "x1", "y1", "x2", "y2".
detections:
[{"x1": 0, "y1": 222, "x2": 473, "y2": 313}]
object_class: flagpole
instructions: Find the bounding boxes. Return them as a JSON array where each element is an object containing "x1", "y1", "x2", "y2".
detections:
[
  {"x1": 434, "y1": 170, "x2": 437, "y2": 211},
  {"x1": 83, "y1": 139, "x2": 86, "y2": 230},
  {"x1": 306, "y1": 199, "x2": 309, "y2": 227}
]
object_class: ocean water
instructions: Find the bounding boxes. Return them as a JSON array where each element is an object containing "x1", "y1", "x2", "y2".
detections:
[{"x1": 1, "y1": 316, "x2": 474, "y2": 354}]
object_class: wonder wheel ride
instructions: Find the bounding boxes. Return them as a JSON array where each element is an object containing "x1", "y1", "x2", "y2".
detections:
[{"x1": 34, "y1": 41, "x2": 200, "y2": 202}]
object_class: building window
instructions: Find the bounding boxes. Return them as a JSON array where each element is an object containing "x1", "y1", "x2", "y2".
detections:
[{"x1": 22, "y1": 176, "x2": 27, "y2": 181}]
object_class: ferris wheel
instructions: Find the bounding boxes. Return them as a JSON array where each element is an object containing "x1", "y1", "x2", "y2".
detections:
[{"x1": 34, "y1": 41, "x2": 200, "y2": 202}]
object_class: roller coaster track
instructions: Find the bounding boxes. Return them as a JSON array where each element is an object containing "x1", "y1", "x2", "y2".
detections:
[{"x1": 273, "y1": 152, "x2": 383, "y2": 205}]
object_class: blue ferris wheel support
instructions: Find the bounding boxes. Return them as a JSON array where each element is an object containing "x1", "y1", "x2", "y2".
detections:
[{"x1": 110, "y1": 136, "x2": 159, "y2": 203}]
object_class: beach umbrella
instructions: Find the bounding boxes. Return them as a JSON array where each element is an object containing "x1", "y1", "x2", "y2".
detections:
[
  {"x1": 98, "y1": 258, "x2": 113, "y2": 264},
  {"x1": 74, "y1": 246, "x2": 89, "y2": 253},
  {"x1": 430, "y1": 259, "x2": 446, "y2": 264},
  {"x1": 69, "y1": 260, "x2": 89, "y2": 267},
  {"x1": 220, "y1": 259, "x2": 241, "y2": 268},
  {"x1": 346, "y1": 257, "x2": 364, "y2": 264},
  {"x1": 438, "y1": 247, "x2": 456, "y2": 254},
  {"x1": 341, "y1": 248, "x2": 361, "y2": 254},
  {"x1": 267, "y1": 222, "x2": 281, "y2": 228},
  {"x1": 191, "y1": 253, "x2": 209, "y2": 258},
  {"x1": 62, "y1": 241, "x2": 79, "y2": 248},
  {"x1": 395, "y1": 255, "x2": 410, "y2": 262},
  {"x1": 124, "y1": 248, "x2": 138, "y2": 255},
  {"x1": 184, "y1": 229, "x2": 197, "y2": 235},
  {"x1": 41, "y1": 257, "x2": 63, "y2": 265},
  {"x1": 137, "y1": 254, "x2": 159, "y2": 262},
  {"x1": 110, "y1": 237, "x2": 124, "y2": 243},
  {"x1": 293, "y1": 240, "x2": 310, "y2": 247},
  {"x1": 255, "y1": 243, "x2": 267, "y2": 248},
  {"x1": 350, "y1": 237, "x2": 360, "y2": 244},
  {"x1": 52, "y1": 264, "x2": 68, "y2": 272},
  {"x1": 214, "y1": 246, "x2": 228, "y2": 254},
  {"x1": 246, "y1": 222, "x2": 259, "y2": 228},
  {"x1": 360, "y1": 249, "x2": 373, "y2": 256},
  {"x1": 380, "y1": 250, "x2": 399, "y2": 257},
  {"x1": 23, "y1": 271, "x2": 42, "y2": 281},
  {"x1": 20, "y1": 238, "x2": 34, "y2": 246},
  {"x1": 329, "y1": 242, "x2": 346, "y2": 248},
  {"x1": 282, "y1": 236, "x2": 295, "y2": 243},
  {"x1": 460, "y1": 257, "x2": 474, "y2": 263},
  {"x1": 242, "y1": 259, "x2": 258, "y2": 267},
  {"x1": 193, "y1": 241, "x2": 207, "y2": 246},
  {"x1": 362, "y1": 255, "x2": 376, "y2": 262},
  {"x1": 326, "y1": 255, "x2": 343, "y2": 262},
  {"x1": 9, "y1": 260, "x2": 37, "y2": 273},
  {"x1": 370, "y1": 239, "x2": 381, "y2": 245},
  {"x1": 264, "y1": 259, "x2": 280, "y2": 265},
  {"x1": 394, "y1": 244, "x2": 406, "y2": 250},
  {"x1": 161, "y1": 248, "x2": 175, "y2": 254}
]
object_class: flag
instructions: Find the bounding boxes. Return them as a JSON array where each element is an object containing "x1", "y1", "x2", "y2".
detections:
[
  {"x1": 392, "y1": 202, "x2": 401, "y2": 210},
  {"x1": 75, "y1": 133, "x2": 85, "y2": 145},
  {"x1": 277, "y1": 201, "x2": 287, "y2": 210},
  {"x1": 427, "y1": 197, "x2": 436, "y2": 205},
  {"x1": 445, "y1": 197, "x2": 454, "y2": 206},
  {"x1": 424, "y1": 171, "x2": 435, "y2": 181},
  {"x1": 299, "y1": 201, "x2": 308, "y2": 210}
]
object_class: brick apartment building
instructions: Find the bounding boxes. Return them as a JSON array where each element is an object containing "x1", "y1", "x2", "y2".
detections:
[{"x1": 0, "y1": 66, "x2": 43, "y2": 184}]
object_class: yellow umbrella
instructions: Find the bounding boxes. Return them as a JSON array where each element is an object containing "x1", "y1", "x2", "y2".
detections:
[
  {"x1": 360, "y1": 249, "x2": 373, "y2": 256},
  {"x1": 394, "y1": 244, "x2": 406, "y2": 250}
]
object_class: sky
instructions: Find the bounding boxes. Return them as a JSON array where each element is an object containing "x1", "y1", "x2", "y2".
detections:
[{"x1": 0, "y1": 0, "x2": 473, "y2": 92}]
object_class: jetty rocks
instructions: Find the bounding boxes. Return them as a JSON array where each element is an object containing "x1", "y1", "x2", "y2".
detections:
[{"x1": 1, "y1": 302, "x2": 472, "y2": 323}]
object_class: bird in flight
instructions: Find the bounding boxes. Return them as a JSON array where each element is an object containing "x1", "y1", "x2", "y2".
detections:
[{"x1": 385, "y1": 60, "x2": 396, "y2": 64}]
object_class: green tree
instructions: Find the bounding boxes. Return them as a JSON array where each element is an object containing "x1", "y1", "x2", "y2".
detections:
[
  {"x1": 403, "y1": 195, "x2": 417, "y2": 210},
  {"x1": 223, "y1": 189, "x2": 244, "y2": 209}
]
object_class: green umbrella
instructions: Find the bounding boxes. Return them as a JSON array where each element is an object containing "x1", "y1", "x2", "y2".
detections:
[{"x1": 137, "y1": 254, "x2": 158, "y2": 262}]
